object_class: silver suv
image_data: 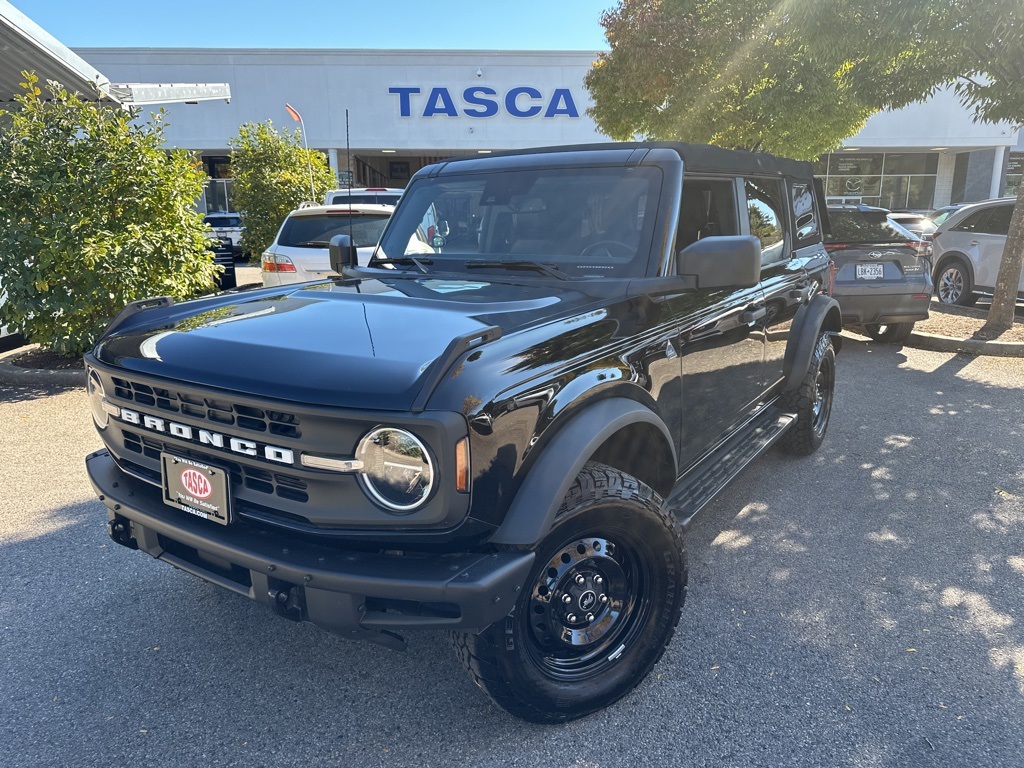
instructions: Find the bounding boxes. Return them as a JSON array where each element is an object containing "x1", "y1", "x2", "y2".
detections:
[{"x1": 931, "y1": 198, "x2": 1019, "y2": 305}]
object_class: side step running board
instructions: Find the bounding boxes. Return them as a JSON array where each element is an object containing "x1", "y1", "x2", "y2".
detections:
[{"x1": 667, "y1": 409, "x2": 796, "y2": 528}]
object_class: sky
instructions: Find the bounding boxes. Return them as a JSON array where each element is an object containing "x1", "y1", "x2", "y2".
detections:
[{"x1": 14, "y1": 0, "x2": 611, "y2": 51}]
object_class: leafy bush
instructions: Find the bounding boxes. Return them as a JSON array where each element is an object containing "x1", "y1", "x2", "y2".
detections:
[
  {"x1": 229, "y1": 121, "x2": 334, "y2": 260},
  {"x1": 0, "y1": 73, "x2": 220, "y2": 356}
]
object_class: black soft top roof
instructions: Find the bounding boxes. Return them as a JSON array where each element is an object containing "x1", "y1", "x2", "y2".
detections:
[{"x1": 435, "y1": 141, "x2": 813, "y2": 179}]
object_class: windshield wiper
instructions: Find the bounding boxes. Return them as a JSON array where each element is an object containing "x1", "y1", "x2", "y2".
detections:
[
  {"x1": 465, "y1": 260, "x2": 569, "y2": 280},
  {"x1": 370, "y1": 256, "x2": 433, "y2": 274}
]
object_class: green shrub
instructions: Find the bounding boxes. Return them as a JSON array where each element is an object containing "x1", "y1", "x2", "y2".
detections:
[
  {"x1": 229, "y1": 121, "x2": 334, "y2": 259},
  {"x1": 0, "y1": 73, "x2": 219, "y2": 356}
]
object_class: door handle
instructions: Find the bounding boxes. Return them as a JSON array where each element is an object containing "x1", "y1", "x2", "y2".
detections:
[{"x1": 741, "y1": 306, "x2": 767, "y2": 324}]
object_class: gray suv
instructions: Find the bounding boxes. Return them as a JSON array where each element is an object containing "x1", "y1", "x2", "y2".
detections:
[{"x1": 826, "y1": 205, "x2": 933, "y2": 343}]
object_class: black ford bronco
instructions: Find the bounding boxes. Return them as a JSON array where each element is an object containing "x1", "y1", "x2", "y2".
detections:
[{"x1": 85, "y1": 143, "x2": 840, "y2": 723}]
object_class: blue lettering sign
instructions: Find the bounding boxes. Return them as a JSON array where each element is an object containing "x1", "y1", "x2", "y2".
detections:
[
  {"x1": 463, "y1": 86, "x2": 499, "y2": 118},
  {"x1": 505, "y1": 86, "x2": 543, "y2": 118},
  {"x1": 423, "y1": 87, "x2": 459, "y2": 117},
  {"x1": 544, "y1": 88, "x2": 579, "y2": 118},
  {"x1": 388, "y1": 86, "x2": 420, "y2": 118},
  {"x1": 389, "y1": 85, "x2": 580, "y2": 118}
]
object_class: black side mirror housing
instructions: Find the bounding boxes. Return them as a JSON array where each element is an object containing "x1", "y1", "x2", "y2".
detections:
[
  {"x1": 329, "y1": 234, "x2": 359, "y2": 274},
  {"x1": 678, "y1": 235, "x2": 761, "y2": 289}
]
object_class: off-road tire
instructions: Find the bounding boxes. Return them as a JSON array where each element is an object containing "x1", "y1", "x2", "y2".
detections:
[
  {"x1": 452, "y1": 462, "x2": 686, "y2": 723},
  {"x1": 778, "y1": 333, "x2": 835, "y2": 456},
  {"x1": 863, "y1": 322, "x2": 914, "y2": 343}
]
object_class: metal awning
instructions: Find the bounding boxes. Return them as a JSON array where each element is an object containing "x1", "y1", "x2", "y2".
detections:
[{"x1": 0, "y1": 0, "x2": 229, "y2": 105}]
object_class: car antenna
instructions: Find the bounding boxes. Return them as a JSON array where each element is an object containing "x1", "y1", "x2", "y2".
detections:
[{"x1": 346, "y1": 108, "x2": 354, "y2": 249}]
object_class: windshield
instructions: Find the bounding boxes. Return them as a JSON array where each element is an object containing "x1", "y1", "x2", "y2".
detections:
[
  {"x1": 278, "y1": 213, "x2": 390, "y2": 248},
  {"x1": 825, "y1": 209, "x2": 918, "y2": 243},
  {"x1": 205, "y1": 215, "x2": 242, "y2": 227},
  {"x1": 376, "y1": 167, "x2": 663, "y2": 278}
]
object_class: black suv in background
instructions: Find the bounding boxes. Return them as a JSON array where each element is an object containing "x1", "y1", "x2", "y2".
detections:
[
  {"x1": 826, "y1": 205, "x2": 933, "y2": 343},
  {"x1": 85, "y1": 143, "x2": 841, "y2": 722}
]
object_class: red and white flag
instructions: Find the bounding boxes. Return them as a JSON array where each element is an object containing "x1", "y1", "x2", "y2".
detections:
[{"x1": 284, "y1": 103, "x2": 302, "y2": 122}]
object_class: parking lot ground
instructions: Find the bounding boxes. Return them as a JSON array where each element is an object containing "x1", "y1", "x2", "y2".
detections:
[{"x1": 1, "y1": 339, "x2": 1022, "y2": 768}]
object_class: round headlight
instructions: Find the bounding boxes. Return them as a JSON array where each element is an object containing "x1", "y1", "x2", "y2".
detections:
[
  {"x1": 356, "y1": 427, "x2": 434, "y2": 512},
  {"x1": 87, "y1": 369, "x2": 109, "y2": 429}
]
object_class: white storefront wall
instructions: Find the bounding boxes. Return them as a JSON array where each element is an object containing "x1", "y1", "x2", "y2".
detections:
[{"x1": 79, "y1": 47, "x2": 1020, "y2": 210}]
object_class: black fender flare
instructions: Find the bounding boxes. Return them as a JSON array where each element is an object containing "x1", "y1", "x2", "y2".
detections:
[
  {"x1": 489, "y1": 397, "x2": 676, "y2": 547},
  {"x1": 781, "y1": 294, "x2": 842, "y2": 392}
]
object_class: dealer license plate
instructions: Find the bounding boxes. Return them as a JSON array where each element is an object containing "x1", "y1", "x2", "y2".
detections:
[
  {"x1": 161, "y1": 452, "x2": 232, "y2": 525},
  {"x1": 856, "y1": 263, "x2": 885, "y2": 280}
]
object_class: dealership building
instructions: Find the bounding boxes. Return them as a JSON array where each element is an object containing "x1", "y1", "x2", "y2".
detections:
[
  {"x1": 62, "y1": 47, "x2": 1024, "y2": 214},
  {"x1": 81, "y1": 47, "x2": 1024, "y2": 215}
]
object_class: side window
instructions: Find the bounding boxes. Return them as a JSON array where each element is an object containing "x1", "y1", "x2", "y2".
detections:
[
  {"x1": 744, "y1": 179, "x2": 787, "y2": 265},
  {"x1": 953, "y1": 210, "x2": 991, "y2": 233},
  {"x1": 791, "y1": 182, "x2": 819, "y2": 245},
  {"x1": 677, "y1": 179, "x2": 738, "y2": 250},
  {"x1": 981, "y1": 205, "x2": 1013, "y2": 236}
]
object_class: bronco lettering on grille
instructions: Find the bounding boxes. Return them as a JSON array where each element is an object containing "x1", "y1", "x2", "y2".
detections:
[{"x1": 117, "y1": 407, "x2": 295, "y2": 465}]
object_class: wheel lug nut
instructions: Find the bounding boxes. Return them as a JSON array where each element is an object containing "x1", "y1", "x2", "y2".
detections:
[
  {"x1": 575, "y1": 575, "x2": 586, "y2": 586},
  {"x1": 562, "y1": 594, "x2": 572, "y2": 604},
  {"x1": 567, "y1": 613, "x2": 577, "y2": 623},
  {"x1": 585, "y1": 613, "x2": 594, "y2": 622},
  {"x1": 600, "y1": 594, "x2": 609, "y2": 604},
  {"x1": 594, "y1": 575, "x2": 603, "y2": 585}
]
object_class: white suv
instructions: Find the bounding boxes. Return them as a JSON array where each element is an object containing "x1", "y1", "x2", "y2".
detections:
[
  {"x1": 261, "y1": 204, "x2": 394, "y2": 286},
  {"x1": 931, "y1": 198, "x2": 1019, "y2": 305}
]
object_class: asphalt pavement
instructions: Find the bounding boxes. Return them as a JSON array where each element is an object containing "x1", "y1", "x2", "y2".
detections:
[{"x1": 1, "y1": 339, "x2": 1022, "y2": 768}]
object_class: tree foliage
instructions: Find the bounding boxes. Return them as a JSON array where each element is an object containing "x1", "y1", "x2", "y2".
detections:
[
  {"x1": 0, "y1": 73, "x2": 219, "y2": 356},
  {"x1": 794, "y1": 0, "x2": 1024, "y2": 336},
  {"x1": 584, "y1": 0, "x2": 875, "y2": 160},
  {"x1": 229, "y1": 121, "x2": 334, "y2": 259}
]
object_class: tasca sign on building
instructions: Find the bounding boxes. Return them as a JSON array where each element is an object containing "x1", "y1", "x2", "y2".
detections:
[{"x1": 389, "y1": 85, "x2": 581, "y2": 119}]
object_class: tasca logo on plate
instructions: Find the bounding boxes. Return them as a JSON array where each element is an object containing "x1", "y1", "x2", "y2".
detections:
[{"x1": 180, "y1": 468, "x2": 213, "y2": 499}]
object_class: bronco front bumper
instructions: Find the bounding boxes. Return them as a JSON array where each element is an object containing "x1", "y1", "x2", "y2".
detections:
[{"x1": 86, "y1": 450, "x2": 533, "y2": 650}]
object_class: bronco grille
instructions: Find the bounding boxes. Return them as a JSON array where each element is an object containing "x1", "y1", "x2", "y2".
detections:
[
  {"x1": 110, "y1": 376, "x2": 301, "y2": 439},
  {"x1": 121, "y1": 429, "x2": 309, "y2": 503}
]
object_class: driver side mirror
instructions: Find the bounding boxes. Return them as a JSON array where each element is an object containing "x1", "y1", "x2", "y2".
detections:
[
  {"x1": 678, "y1": 235, "x2": 761, "y2": 289},
  {"x1": 329, "y1": 234, "x2": 359, "y2": 274}
]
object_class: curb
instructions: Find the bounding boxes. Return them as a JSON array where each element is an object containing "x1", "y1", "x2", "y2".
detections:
[
  {"x1": 0, "y1": 344, "x2": 87, "y2": 388},
  {"x1": 905, "y1": 331, "x2": 1024, "y2": 358}
]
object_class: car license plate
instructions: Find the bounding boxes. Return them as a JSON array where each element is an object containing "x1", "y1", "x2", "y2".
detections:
[
  {"x1": 161, "y1": 452, "x2": 232, "y2": 525},
  {"x1": 856, "y1": 263, "x2": 885, "y2": 280}
]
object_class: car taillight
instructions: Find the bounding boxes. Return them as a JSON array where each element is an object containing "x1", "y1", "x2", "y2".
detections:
[
  {"x1": 824, "y1": 243, "x2": 845, "y2": 252},
  {"x1": 906, "y1": 240, "x2": 932, "y2": 258},
  {"x1": 261, "y1": 253, "x2": 296, "y2": 272}
]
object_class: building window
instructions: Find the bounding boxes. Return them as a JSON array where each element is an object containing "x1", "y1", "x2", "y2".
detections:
[
  {"x1": 818, "y1": 151, "x2": 939, "y2": 210},
  {"x1": 1007, "y1": 153, "x2": 1023, "y2": 199}
]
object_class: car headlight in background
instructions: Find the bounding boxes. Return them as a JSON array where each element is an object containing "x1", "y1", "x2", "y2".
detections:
[{"x1": 355, "y1": 427, "x2": 434, "y2": 512}]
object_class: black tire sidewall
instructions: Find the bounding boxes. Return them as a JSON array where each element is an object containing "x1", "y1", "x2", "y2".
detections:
[{"x1": 492, "y1": 494, "x2": 684, "y2": 720}]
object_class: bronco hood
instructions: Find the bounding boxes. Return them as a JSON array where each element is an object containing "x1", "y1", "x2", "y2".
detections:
[{"x1": 93, "y1": 276, "x2": 591, "y2": 410}]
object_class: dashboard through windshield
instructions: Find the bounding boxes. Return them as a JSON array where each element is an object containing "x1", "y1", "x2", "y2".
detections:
[{"x1": 375, "y1": 167, "x2": 663, "y2": 278}]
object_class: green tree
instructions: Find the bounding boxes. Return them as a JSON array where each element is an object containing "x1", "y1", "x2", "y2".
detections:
[
  {"x1": 584, "y1": 0, "x2": 876, "y2": 160},
  {"x1": 0, "y1": 73, "x2": 219, "y2": 356},
  {"x1": 794, "y1": 0, "x2": 1024, "y2": 336},
  {"x1": 229, "y1": 121, "x2": 334, "y2": 259}
]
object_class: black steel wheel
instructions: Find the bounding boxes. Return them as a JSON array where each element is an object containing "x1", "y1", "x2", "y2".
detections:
[
  {"x1": 863, "y1": 322, "x2": 914, "y2": 343},
  {"x1": 778, "y1": 333, "x2": 835, "y2": 456},
  {"x1": 936, "y1": 259, "x2": 977, "y2": 306},
  {"x1": 452, "y1": 463, "x2": 686, "y2": 723}
]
